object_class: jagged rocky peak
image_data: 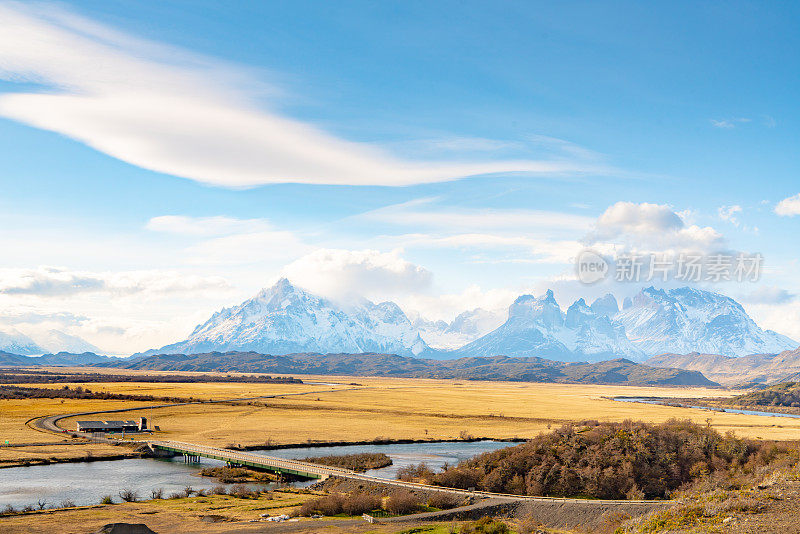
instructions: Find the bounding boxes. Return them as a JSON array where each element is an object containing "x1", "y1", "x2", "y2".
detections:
[
  {"x1": 590, "y1": 294, "x2": 619, "y2": 318},
  {"x1": 508, "y1": 290, "x2": 564, "y2": 327},
  {"x1": 565, "y1": 298, "x2": 594, "y2": 329}
]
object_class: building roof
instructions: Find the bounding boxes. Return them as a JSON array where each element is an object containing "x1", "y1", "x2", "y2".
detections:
[{"x1": 77, "y1": 420, "x2": 139, "y2": 429}]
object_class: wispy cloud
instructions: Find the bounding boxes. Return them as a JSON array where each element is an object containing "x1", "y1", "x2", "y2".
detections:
[
  {"x1": 357, "y1": 198, "x2": 594, "y2": 234},
  {"x1": 0, "y1": 266, "x2": 231, "y2": 297},
  {"x1": 710, "y1": 118, "x2": 751, "y2": 129},
  {"x1": 0, "y1": 2, "x2": 607, "y2": 188},
  {"x1": 717, "y1": 204, "x2": 742, "y2": 226}
]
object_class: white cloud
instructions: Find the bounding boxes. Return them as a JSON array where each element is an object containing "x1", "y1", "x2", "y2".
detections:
[
  {"x1": 775, "y1": 193, "x2": 800, "y2": 216},
  {"x1": 281, "y1": 249, "x2": 433, "y2": 302},
  {"x1": 740, "y1": 286, "x2": 795, "y2": 305},
  {"x1": 392, "y1": 233, "x2": 582, "y2": 264},
  {"x1": 146, "y1": 215, "x2": 273, "y2": 236},
  {"x1": 710, "y1": 118, "x2": 751, "y2": 129},
  {"x1": 359, "y1": 198, "x2": 594, "y2": 234},
  {"x1": 0, "y1": 3, "x2": 604, "y2": 188},
  {"x1": 583, "y1": 201, "x2": 726, "y2": 254},
  {"x1": 145, "y1": 215, "x2": 309, "y2": 265},
  {"x1": 718, "y1": 205, "x2": 742, "y2": 226},
  {"x1": 0, "y1": 266, "x2": 231, "y2": 298}
]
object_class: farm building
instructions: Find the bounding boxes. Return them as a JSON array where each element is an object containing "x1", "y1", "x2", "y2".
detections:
[{"x1": 76, "y1": 417, "x2": 147, "y2": 433}]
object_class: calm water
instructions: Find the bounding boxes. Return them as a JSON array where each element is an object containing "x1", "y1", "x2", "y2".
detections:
[
  {"x1": 614, "y1": 397, "x2": 800, "y2": 419},
  {"x1": 0, "y1": 440, "x2": 514, "y2": 509}
]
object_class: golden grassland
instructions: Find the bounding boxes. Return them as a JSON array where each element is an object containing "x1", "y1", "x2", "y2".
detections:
[
  {"x1": 44, "y1": 376, "x2": 800, "y2": 444},
  {"x1": 0, "y1": 490, "x2": 327, "y2": 534},
  {"x1": 12, "y1": 379, "x2": 352, "y2": 401},
  {"x1": 5, "y1": 372, "x2": 800, "y2": 469}
]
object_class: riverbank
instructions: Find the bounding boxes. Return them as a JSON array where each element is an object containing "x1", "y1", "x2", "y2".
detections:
[{"x1": 0, "y1": 442, "x2": 145, "y2": 469}]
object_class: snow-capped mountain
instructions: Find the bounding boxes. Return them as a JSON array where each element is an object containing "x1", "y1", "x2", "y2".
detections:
[
  {"x1": 448, "y1": 286, "x2": 795, "y2": 361},
  {"x1": 34, "y1": 329, "x2": 102, "y2": 354},
  {"x1": 413, "y1": 308, "x2": 503, "y2": 350},
  {"x1": 613, "y1": 286, "x2": 797, "y2": 357},
  {"x1": 144, "y1": 281, "x2": 796, "y2": 363},
  {"x1": 451, "y1": 290, "x2": 643, "y2": 362},
  {"x1": 148, "y1": 278, "x2": 431, "y2": 357},
  {"x1": 0, "y1": 328, "x2": 44, "y2": 355}
]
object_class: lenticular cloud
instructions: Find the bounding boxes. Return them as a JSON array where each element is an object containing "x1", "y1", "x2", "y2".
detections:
[{"x1": 0, "y1": 3, "x2": 599, "y2": 188}]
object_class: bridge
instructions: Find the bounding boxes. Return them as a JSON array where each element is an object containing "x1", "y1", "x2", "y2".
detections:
[
  {"x1": 148, "y1": 440, "x2": 354, "y2": 480},
  {"x1": 146, "y1": 440, "x2": 672, "y2": 508}
]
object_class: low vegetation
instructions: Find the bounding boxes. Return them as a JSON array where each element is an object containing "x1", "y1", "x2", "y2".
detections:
[
  {"x1": 0, "y1": 384, "x2": 187, "y2": 402},
  {"x1": 418, "y1": 419, "x2": 785, "y2": 499},
  {"x1": 296, "y1": 489, "x2": 433, "y2": 517},
  {"x1": 729, "y1": 382, "x2": 800, "y2": 408},
  {"x1": 0, "y1": 369, "x2": 301, "y2": 385},
  {"x1": 300, "y1": 452, "x2": 392, "y2": 472},
  {"x1": 199, "y1": 466, "x2": 276, "y2": 483}
]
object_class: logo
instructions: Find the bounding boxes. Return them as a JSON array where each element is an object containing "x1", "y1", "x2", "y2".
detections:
[{"x1": 576, "y1": 250, "x2": 609, "y2": 284}]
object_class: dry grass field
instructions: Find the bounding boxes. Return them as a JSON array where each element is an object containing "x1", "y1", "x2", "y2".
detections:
[
  {"x1": 5, "y1": 371, "x2": 800, "y2": 469},
  {"x1": 41, "y1": 374, "x2": 800, "y2": 444},
  {"x1": 0, "y1": 490, "x2": 324, "y2": 534}
]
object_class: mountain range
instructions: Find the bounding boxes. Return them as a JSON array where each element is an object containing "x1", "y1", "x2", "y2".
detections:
[
  {"x1": 143, "y1": 280, "x2": 797, "y2": 362},
  {"x1": 0, "y1": 327, "x2": 101, "y2": 356},
  {"x1": 0, "y1": 351, "x2": 120, "y2": 367},
  {"x1": 104, "y1": 351, "x2": 717, "y2": 387},
  {"x1": 646, "y1": 348, "x2": 800, "y2": 387}
]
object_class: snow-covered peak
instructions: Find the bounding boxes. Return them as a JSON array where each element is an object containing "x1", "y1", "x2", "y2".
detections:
[
  {"x1": 0, "y1": 328, "x2": 43, "y2": 355},
  {"x1": 151, "y1": 278, "x2": 432, "y2": 358},
  {"x1": 508, "y1": 292, "x2": 564, "y2": 328},
  {"x1": 614, "y1": 286, "x2": 797, "y2": 357},
  {"x1": 590, "y1": 294, "x2": 619, "y2": 317}
]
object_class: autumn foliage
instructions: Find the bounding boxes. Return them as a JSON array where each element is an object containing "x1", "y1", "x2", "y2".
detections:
[{"x1": 431, "y1": 419, "x2": 767, "y2": 499}]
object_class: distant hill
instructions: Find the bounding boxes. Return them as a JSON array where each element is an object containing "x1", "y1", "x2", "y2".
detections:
[
  {"x1": 103, "y1": 351, "x2": 717, "y2": 386},
  {"x1": 646, "y1": 348, "x2": 800, "y2": 386},
  {"x1": 0, "y1": 351, "x2": 120, "y2": 367}
]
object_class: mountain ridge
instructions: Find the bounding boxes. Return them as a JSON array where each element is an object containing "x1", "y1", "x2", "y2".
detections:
[
  {"x1": 100, "y1": 350, "x2": 718, "y2": 386},
  {"x1": 141, "y1": 280, "x2": 798, "y2": 363}
]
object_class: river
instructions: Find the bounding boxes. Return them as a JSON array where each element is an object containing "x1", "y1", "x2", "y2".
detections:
[
  {"x1": 0, "y1": 440, "x2": 514, "y2": 509},
  {"x1": 614, "y1": 397, "x2": 800, "y2": 419}
]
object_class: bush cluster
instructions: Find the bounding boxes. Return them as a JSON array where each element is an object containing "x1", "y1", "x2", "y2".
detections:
[
  {"x1": 429, "y1": 419, "x2": 775, "y2": 499},
  {"x1": 297, "y1": 493, "x2": 383, "y2": 516},
  {"x1": 301, "y1": 453, "x2": 392, "y2": 472},
  {"x1": 730, "y1": 382, "x2": 800, "y2": 408}
]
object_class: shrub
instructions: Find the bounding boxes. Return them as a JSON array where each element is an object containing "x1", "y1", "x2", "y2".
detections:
[
  {"x1": 341, "y1": 493, "x2": 382, "y2": 516},
  {"x1": 182, "y1": 486, "x2": 194, "y2": 498},
  {"x1": 59, "y1": 499, "x2": 75, "y2": 508},
  {"x1": 427, "y1": 492, "x2": 462, "y2": 510},
  {"x1": 434, "y1": 420, "x2": 767, "y2": 499},
  {"x1": 301, "y1": 453, "x2": 392, "y2": 472},
  {"x1": 385, "y1": 490, "x2": 421, "y2": 515},
  {"x1": 211, "y1": 485, "x2": 228, "y2": 495},
  {"x1": 460, "y1": 518, "x2": 511, "y2": 534},
  {"x1": 118, "y1": 489, "x2": 138, "y2": 502},
  {"x1": 297, "y1": 494, "x2": 345, "y2": 516},
  {"x1": 151, "y1": 488, "x2": 163, "y2": 500},
  {"x1": 230, "y1": 484, "x2": 258, "y2": 499},
  {"x1": 2, "y1": 504, "x2": 15, "y2": 515},
  {"x1": 397, "y1": 462, "x2": 436, "y2": 483},
  {"x1": 100, "y1": 495, "x2": 114, "y2": 505},
  {"x1": 21, "y1": 505, "x2": 34, "y2": 513}
]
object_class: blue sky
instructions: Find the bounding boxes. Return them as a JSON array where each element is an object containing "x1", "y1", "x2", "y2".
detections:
[{"x1": 0, "y1": 1, "x2": 799, "y2": 353}]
